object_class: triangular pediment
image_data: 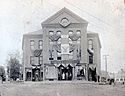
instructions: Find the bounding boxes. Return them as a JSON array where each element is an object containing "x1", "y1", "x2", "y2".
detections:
[{"x1": 42, "y1": 7, "x2": 88, "y2": 25}]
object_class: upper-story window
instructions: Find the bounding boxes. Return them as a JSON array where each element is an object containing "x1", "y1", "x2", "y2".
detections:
[
  {"x1": 76, "y1": 30, "x2": 81, "y2": 35},
  {"x1": 38, "y1": 40, "x2": 43, "y2": 49},
  {"x1": 88, "y1": 39, "x2": 94, "y2": 64},
  {"x1": 49, "y1": 39, "x2": 54, "y2": 45},
  {"x1": 89, "y1": 55, "x2": 93, "y2": 64},
  {"x1": 49, "y1": 31, "x2": 54, "y2": 35},
  {"x1": 77, "y1": 38, "x2": 81, "y2": 44},
  {"x1": 69, "y1": 38, "x2": 72, "y2": 44},
  {"x1": 57, "y1": 38, "x2": 61, "y2": 44},
  {"x1": 39, "y1": 56, "x2": 43, "y2": 64},
  {"x1": 57, "y1": 53, "x2": 61, "y2": 60},
  {"x1": 30, "y1": 56, "x2": 34, "y2": 65},
  {"x1": 88, "y1": 39, "x2": 93, "y2": 50},
  {"x1": 49, "y1": 50, "x2": 54, "y2": 60},
  {"x1": 68, "y1": 30, "x2": 73, "y2": 35},
  {"x1": 30, "y1": 40, "x2": 35, "y2": 50},
  {"x1": 57, "y1": 30, "x2": 61, "y2": 35},
  {"x1": 69, "y1": 52, "x2": 73, "y2": 59}
]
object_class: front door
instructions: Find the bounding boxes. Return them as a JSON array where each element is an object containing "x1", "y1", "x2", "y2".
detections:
[
  {"x1": 58, "y1": 64, "x2": 73, "y2": 80},
  {"x1": 32, "y1": 68, "x2": 40, "y2": 81},
  {"x1": 88, "y1": 68, "x2": 97, "y2": 82},
  {"x1": 26, "y1": 72, "x2": 31, "y2": 81}
]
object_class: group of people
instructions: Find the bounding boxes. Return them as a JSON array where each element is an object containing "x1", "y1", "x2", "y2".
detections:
[{"x1": 61, "y1": 72, "x2": 72, "y2": 80}]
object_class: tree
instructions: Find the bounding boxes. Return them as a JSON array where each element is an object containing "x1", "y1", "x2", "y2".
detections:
[
  {"x1": 0, "y1": 66, "x2": 5, "y2": 83},
  {"x1": 7, "y1": 51, "x2": 22, "y2": 81}
]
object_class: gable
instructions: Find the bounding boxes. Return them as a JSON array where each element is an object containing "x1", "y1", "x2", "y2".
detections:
[{"x1": 42, "y1": 7, "x2": 88, "y2": 25}]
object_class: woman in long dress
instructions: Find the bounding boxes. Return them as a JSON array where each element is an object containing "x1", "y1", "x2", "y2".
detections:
[{"x1": 62, "y1": 72, "x2": 65, "y2": 80}]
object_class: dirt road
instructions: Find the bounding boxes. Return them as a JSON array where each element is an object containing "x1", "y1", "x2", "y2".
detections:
[{"x1": 0, "y1": 81, "x2": 125, "y2": 96}]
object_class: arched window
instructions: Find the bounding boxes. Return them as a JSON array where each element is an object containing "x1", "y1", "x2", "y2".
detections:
[
  {"x1": 69, "y1": 52, "x2": 73, "y2": 59},
  {"x1": 69, "y1": 38, "x2": 73, "y2": 44},
  {"x1": 39, "y1": 56, "x2": 43, "y2": 64},
  {"x1": 49, "y1": 39, "x2": 54, "y2": 45},
  {"x1": 49, "y1": 31, "x2": 54, "y2": 35},
  {"x1": 57, "y1": 30, "x2": 61, "y2": 35},
  {"x1": 68, "y1": 30, "x2": 73, "y2": 35},
  {"x1": 30, "y1": 40, "x2": 35, "y2": 50},
  {"x1": 57, "y1": 53, "x2": 61, "y2": 60},
  {"x1": 58, "y1": 38, "x2": 61, "y2": 44},
  {"x1": 38, "y1": 40, "x2": 43, "y2": 49},
  {"x1": 88, "y1": 39, "x2": 93, "y2": 50},
  {"x1": 77, "y1": 38, "x2": 81, "y2": 44},
  {"x1": 30, "y1": 56, "x2": 34, "y2": 65},
  {"x1": 76, "y1": 30, "x2": 81, "y2": 35}
]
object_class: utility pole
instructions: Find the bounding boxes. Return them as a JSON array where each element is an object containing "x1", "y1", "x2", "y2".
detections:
[{"x1": 103, "y1": 55, "x2": 109, "y2": 81}]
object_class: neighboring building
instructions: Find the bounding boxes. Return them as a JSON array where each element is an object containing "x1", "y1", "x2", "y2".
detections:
[
  {"x1": 22, "y1": 8, "x2": 101, "y2": 81},
  {"x1": 100, "y1": 71, "x2": 108, "y2": 82},
  {"x1": 115, "y1": 69, "x2": 125, "y2": 83},
  {"x1": 0, "y1": 66, "x2": 5, "y2": 82},
  {"x1": 100, "y1": 71, "x2": 114, "y2": 82}
]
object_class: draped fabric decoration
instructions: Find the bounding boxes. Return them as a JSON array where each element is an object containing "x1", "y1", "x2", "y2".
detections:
[
  {"x1": 89, "y1": 66, "x2": 96, "y2": 70},
  {"x1": 87, "y1": 49, "x2": 94, "y2": 64},
  {"x1": 87, "y1": 49, "x2": 94, "y2": 55},
  {"x1": 49, "y1": 34, "x2": 61, "y2": 41},
  {"x1": 57, "y1": 64, "x2": 73, "y2": 67},
  {"x1": 54, "y1": 44, "x2": 61, "y2": 53},
  {"x1": 69, "y1": 34, "x2": 80, "y2": 41},
  {"x1": 69, "y1": 44, "x2": 76, "y2": 53},
  {"x1": 67, "y1": 64, "x2": 73, "y2": 67},
  {"x1": 49, "y1": 49, "x2": 54, "y2": 58},
  {"x1": 77, "y1": 48, "x2": 81, "y2": 60},
  {"x1": 33, "y1": 49, "x2": 42, "y2": 57}
]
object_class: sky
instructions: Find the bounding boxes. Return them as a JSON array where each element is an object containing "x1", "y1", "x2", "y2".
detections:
[{"x1": 0, "y1": 0, "x2": 125, "y2": 73}]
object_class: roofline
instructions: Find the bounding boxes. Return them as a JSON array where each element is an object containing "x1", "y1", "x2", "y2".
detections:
[
  {"x1": 87, "y1": 32, "x2": 102, "y2": 48},
  {"x1": 23, "y1": 30, "x2": 43, "y2": 36},
  {"x1": 42, "y1": 7, "x2": 88, "y2": 25}
]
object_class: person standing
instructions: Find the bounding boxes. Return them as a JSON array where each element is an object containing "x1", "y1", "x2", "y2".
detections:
[{"x1": 62, "y1": 73, "x2": 65, "y2": 80}]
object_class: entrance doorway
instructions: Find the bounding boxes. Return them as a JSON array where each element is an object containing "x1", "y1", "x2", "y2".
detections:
[
  {"x1": 58, "y1": 64, "x2": 73, "y2": 80},
  {"x1": 26, "y1": 72, "x2": 31, "y2": 81},
  {"x1": 32, "y1": 68, "x2": 41, "y2": 81},
  {"x1": 88, "y1": 68, "x2": 97, "y2": 82}
]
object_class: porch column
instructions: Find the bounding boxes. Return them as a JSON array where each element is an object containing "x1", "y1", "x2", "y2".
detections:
[
  {"x1": 72, "y1": 66, "x2": 75, "y2": 80},
  {"x1": 23, "y1": 67, "x2": 26, "y2": 82},
  {"x1": 56, "y1": 66, "x2": 58, "y2": 80},
  {"x1": 23, "y1": 60, "x2": 26, "y2": 81},
  {"x1": 43, "y1": 64, "x2": 45, "y2": 81},
  {"x1": 85, "y1": 63, "x2": 88, "y2": 81},
  {"x1": 39, "y1": 65, "x2": 41, "y2": 81},
  {"x1": 31, "y1": 68, "x2": 33, "y2": 81}
]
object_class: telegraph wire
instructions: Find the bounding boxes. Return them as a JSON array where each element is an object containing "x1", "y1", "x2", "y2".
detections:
[
  {"x1": 64, "y1": 0, "x2": 112, "y2": 26},
  {"x1": 64, "y1": 0, "x2": 125, "y2": 31},
  {"x1": 43, "y1": 0, "x2": 109, "y2": 32},
  {"x1": 40, "y1": 0, "x2": 124, "y2": 32}
]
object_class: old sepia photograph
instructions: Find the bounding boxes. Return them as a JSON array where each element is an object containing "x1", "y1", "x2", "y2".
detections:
[{"x1": 0, "y1": 0, "x2": 125, "y2": 96}]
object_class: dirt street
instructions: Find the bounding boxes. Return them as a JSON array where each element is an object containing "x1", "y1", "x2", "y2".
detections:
[{"x1": 0, "y1": 81, "x2": 125, "y2": 96}]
